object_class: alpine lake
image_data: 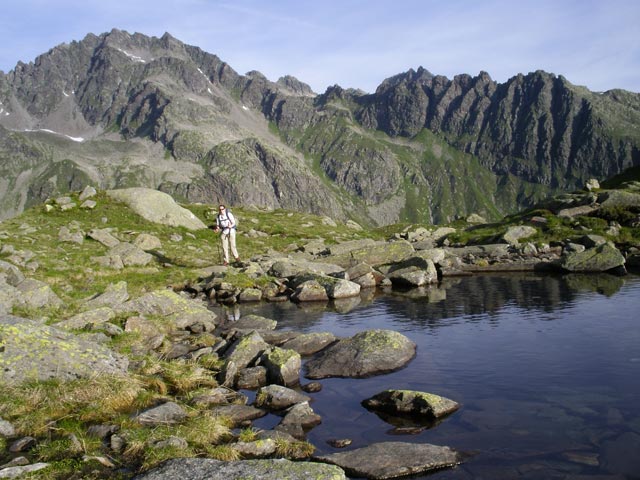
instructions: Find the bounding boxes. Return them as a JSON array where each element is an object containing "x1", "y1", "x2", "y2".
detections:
[{"x1": 212, "y1": 271, "x2": 640, "y2": 480}]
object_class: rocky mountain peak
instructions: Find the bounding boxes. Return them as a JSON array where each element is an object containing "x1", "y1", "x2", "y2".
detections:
[
  {"x1": 0, "y1": 30, "x2": 639, "y2": 227},
  {"x1": 276, "y1": 75, "x2": 314, "y2": 96}
]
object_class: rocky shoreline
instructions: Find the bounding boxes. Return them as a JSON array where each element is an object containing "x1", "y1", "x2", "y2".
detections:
[{"x1": 1, "y1": 184, "x2": 639, "y2": 479}]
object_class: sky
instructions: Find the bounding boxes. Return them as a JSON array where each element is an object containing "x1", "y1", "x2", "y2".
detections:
[{"x1": 1, "y1": 0, "x2": 639, "y2": 94}]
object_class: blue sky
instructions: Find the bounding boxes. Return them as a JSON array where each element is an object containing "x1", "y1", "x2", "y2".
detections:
[{"x1": 1, "y1": 0, "x2": 639, "y2": 93}]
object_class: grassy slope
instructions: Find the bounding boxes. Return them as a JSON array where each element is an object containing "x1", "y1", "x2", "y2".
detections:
[{"x1": 1, "y1": 193, "x2": 380, "y2": 478}]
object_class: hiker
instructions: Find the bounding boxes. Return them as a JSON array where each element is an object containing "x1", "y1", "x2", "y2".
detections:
[{"x1": 213, "y1": 204, "x2": 240, "y2": 266}]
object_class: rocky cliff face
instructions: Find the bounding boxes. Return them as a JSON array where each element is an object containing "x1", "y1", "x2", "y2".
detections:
[
  {"x1": 1, "y1": 30, "x2": 639, "y2": 225},
  {"x1": 352, "y1": 68, "x2": 640, "y2": 189}
]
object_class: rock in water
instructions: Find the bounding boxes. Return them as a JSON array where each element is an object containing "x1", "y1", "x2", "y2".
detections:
[
  {"x1": 362, "y1": 389, "x2": 460, "y2": 419},
  {"x1": 305, "y1": 329, "x2": 416, "y2": 379},
  {"x1": 560, "y1": 243, "x2": 626, "y2": 272}
]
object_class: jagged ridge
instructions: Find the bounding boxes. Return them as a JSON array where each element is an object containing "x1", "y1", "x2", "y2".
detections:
[{"x1": 1, "y1": 29, "x2": 639, "y2": 225}]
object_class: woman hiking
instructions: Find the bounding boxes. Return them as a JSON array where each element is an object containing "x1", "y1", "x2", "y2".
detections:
[{"x1": 213, "y1": 204, "x2": 240, "y2": 266}]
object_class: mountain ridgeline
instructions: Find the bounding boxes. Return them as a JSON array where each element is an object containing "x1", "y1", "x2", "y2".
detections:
[{"x1": 1, "y1": 29, "x2": 639, "y2": 225}]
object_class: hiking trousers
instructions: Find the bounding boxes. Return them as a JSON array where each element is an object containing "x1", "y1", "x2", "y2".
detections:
[{"x1": 220, "y1": 228, "x2": 239, "y2": 263}]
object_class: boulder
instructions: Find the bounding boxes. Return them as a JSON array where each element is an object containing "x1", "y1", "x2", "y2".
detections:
[
  {"x1": 236, "y1": 366, "x2": 268, "y2": 390},
  {"x1": 117, "y1": 290, "x2": 218, "y2": 331},
  {"x1": 387, "y1": 257, "x2": 438, "y2": 287},
  {"x1": 221, "y1": 314, "x2": 277, "y2": 333},
  {"x1": 0, "y1": 279, "x2": 20, "y2": 315},
  {"x1": 291, "y1": 274, "x2": 360, "y2": 299},
  {"x1": 223, "y1": 331, "x2": 270, "y2": 370},
  {"x1": 0, "y1": 418, "x2": 16, "y2": 437},
  {"x1": 324, "y1": 240, "x2": 414, "y2": 268},
  {"x1": 322, "y1": 278, "x2": 361, "y2": 299},
  {"x1": 406, "y1": 227, "x2": 431, "y2": 242},
  {"x1": 80, "y1": 200, "x2": 97, "y2": 209},
  {"x1": 133, "y1": 402, "x2": 187, "y2": 426},
  {"x1": 58, "y1": 226, "x2": 84, "y2": 244},
  {"x1": 83, "y1": 281, "x2": 129, "y2": 309},
  {"x1": 152, "y1": 436, "x2": 188, "y2": 451},
  {"x1": 281, "y1": 332, "x2": 337, "y2": 356},
  {"x1": 238, "y1": 288, "x2": 262, "y2": 302},
  {"x1": 291, "y1": 280, "x2": 329, "y2": 302},
  {"x1": 134, "y1": 233, "x2": 162, "y2": 251},
  {"x1": 431, "y1": 227, "x2": 457, "y2": 243},
  {"x1": 132, "y1": 458, "x2": 347, "y2": 480},
  {"x1": 0, "y1": 463, "x2": 50, "y2": 478},
  {"x1": 305, "y1": 330, "x2": 416, "y2": 379},
  {"x1": 414, "y1": 248, "x2": 446, "y2": 264},
  {"x1": 279, "y1": 401, "x2": 322, "y2": 430},
  {"x1": 132, "y1": 402, "x2": 187, "y2": 425},
  {"x1": 598, "y1": 190, "x2": 640, "y2": 209},
  {"x1": 313, "y1": 441, "x2": 459, "y2": 479},
  {"x1": 579, "y1": 234, "x2": 608, "y2": 248},
  {"x1": 345, "y1": 263, "x2": 377, "y2": 288},
  {"x1": 388, "y1": 263, "x2": 438, "y2": 287},
  {"x1": 362, "y1": 390, "x2": 460, "y2": 419},
  {"x1": 557, "y1": 205, "x2": 598, "y2": 218},
  {"x1": 560, "y1": 243, "x2": 626, "y2": 273},
  {"x1": 326, "y1": 239, "x2": 379, "y2": 256},
  {"x1": 106, "y1": 188, "x2": 207, "y2": 230},
  {"x1": 268, "y1": 259, "x2": 343, "y2": 278},
  {"x1": 261, "y1": 347, "x2": 302, "y2": 386},
  {"x1": 254, "y1": 385, "x2": 311, "y2": 410},
  {"x1": 190, "y1": 387, "x2": 247, "y2": 408},
  {"x1": 502, "y1": 225, "x2": 537, "y2": 246},
  {"x1": 0, "y1": 260, "x2": 24, "y2": 286},
  {"x1": 466, "y1": 213, "x2": 486, "y2": 224},
  {"x1": 0, "y1": 315, "x2": 128, "y2": 385},
  {"x1": 209, "y1": 405, "x2": 267, "y2": 426},
  {"x1": 14, "y1": 279, "x2": 63, "y2": 309},
  {"x1": 231, "y1": 438, "x2": 277, "y2": 458},
  {"x1": 108, "y1": 242, "x2": 154, "y2": 267},
  {"x1": 445, "y1": 244, "x2": 510, "y2": 261},
  {"x1": 302, "y1": 239, "x2": 328, "y2": 255},
  {"x1": 585, "y1": 178, "x2": 600, "y2": 191},
  {"x1": 79, "y1": 185, "x2": 97, "y2": 201},
  {"x1": 54, "y1": 307, "x2": 116, "y2": 330},
  {"x1": 87, "y1": 228, "x2": 120, "y2": 248}
]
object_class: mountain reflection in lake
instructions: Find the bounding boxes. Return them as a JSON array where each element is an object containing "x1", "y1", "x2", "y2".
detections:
[{"x1": 219, "y1": 273, "x2": 640, "y2": 479}]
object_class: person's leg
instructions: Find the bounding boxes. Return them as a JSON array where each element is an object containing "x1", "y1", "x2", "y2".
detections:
[
  {"x1": 229, "y1": 229, "x2": 239, "y2": 260},
  {"x1": 221, "y1": 232, "x2": 230, "y2": 264}
]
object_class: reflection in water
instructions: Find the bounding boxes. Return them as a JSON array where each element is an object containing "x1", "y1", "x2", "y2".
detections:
[{"x1": 237, "y1": 273, "x2": 640, "y2": 479}]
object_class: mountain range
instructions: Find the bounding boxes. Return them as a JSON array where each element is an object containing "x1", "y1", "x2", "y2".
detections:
[{"x1": 1, "y1": 28, "x2": 639, "y2": 225}]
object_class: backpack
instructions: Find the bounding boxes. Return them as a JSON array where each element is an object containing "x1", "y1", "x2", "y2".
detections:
[
  {"x1": 228, "y1": 209, "x2": 238, "y2": 228},
  {"x1": 218, "y1": 209, "x2": 238, "y2": 229}
]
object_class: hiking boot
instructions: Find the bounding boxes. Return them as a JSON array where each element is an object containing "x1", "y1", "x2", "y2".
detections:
[
  {"x1": 223, "y1": 261, "x2": 229, "y2": 266},
  {"x1": 235, "y1": 257, "x2": 241, "y2": 262}
]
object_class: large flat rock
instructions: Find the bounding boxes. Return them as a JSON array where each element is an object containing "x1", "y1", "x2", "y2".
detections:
[
  {"x1": 134, "y1": 458, "x2": 347, "y2": 480},
  {"x1": 0, "y1": 315, "x2": 129, "y2": 385},
  {"x1": 314, "y1": 441, "x2": 460, "y2": 479},
  {"x1": 106, "y1": 188, "x2": 206, "y2": 230}
]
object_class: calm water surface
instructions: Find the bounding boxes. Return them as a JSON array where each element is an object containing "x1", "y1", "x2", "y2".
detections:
[{"x1": 219, "y1": 273, "x2": 640, "y2": 479}]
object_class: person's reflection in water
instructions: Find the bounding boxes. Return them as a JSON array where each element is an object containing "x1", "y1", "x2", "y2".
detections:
[{"x1": 226, "y1": 304, "x2": 241, "y2": 322}]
